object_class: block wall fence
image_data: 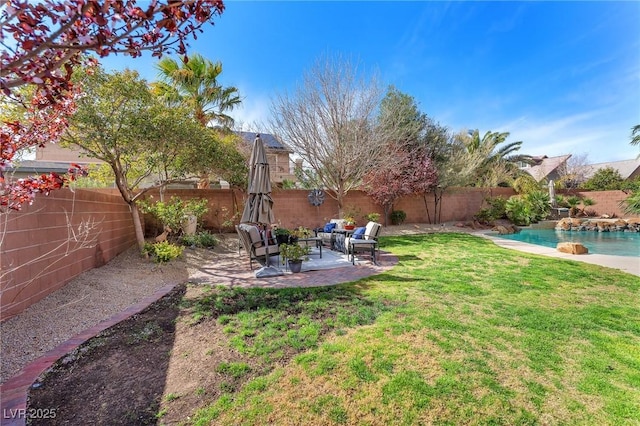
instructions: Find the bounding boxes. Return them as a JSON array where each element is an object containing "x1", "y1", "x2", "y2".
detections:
[
  {"x1": 1, "y1": 189, "x2": 136, "y2": 321},
  {"x1": 1, "y1": 187, "x2": 631, "y2": 320},
  {"x1": 140, "y1": 187, "x2": 519, "y2": 233}
]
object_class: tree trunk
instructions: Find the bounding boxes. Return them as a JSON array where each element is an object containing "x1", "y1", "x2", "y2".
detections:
[
  {"x1": 336, "y1": 192, "x2": 345, "y2": 218},
  {"x1": 197, "y1": 173, "x2": 210, "y2": 189},
  {"x1": 383, "y1": 204, "x2": 391, "y2": 227},
  {"x1": 423, "y1": 194, "x2": 432, "y2": 224},
  {"x1": 433, "y1": 190, "x2": 443, "y2": 224},
  {"x1": 130, "y1": 203, "x2": 146, "y2": 252}
]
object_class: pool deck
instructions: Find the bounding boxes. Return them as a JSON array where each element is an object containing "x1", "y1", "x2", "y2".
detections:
[{"x1": 478, "y1": 231, "x2": 640, "y2": 277}]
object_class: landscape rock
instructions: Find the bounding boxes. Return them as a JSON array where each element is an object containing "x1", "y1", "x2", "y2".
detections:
[
  {"x1": 493, "y1": 225, "x2": 518, "y2": 235},
  {"x1": 557, "y1": 242, "x2": 589, "y2": 255}
]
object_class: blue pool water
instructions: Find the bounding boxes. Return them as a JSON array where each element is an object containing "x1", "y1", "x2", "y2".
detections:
[{"x1": 496, "y1": 229, "x2": 640, "y2": 257}]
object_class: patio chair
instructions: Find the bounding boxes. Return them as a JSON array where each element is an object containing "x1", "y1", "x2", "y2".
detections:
[
  {"x1": 314, "y1": 219, "x2": 346, "y2": 248},
  {"x1": 344, "y1": 221, "x2": 382, "y2": 265},
  {"x1": 236, "y1": 224, "x2": 280, "y2": 270}
]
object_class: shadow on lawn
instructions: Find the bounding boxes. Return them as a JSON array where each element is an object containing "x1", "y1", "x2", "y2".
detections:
[
  {"x1": 28, "y1": 285, "x2": 186, "y2": 426},
  {"x1": 26, "y1": 283, "x2": 390, "y2": 424}
]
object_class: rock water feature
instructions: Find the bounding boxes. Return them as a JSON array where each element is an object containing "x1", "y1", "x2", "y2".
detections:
[
  {"x1": 554, "y1": 218, "x2": 640, "y2": 233},
  {"x1": 492, "y1": 218, "x2": 640, "y2": 256},
  {"x1": 554, "y1": 218, "x2": 640, "y2": 255}
]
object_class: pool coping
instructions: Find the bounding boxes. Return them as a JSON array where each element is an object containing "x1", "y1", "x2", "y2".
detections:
[{"x1": 478, "y1": 230, "x2": 640, "y2": 277}]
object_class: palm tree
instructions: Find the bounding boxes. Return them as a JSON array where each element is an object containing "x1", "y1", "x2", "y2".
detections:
[
  {"x1": 152, "y1": 54, "x2": 241, "y2": 128},
  {"x1": 153, "y1": 54, "x2": 242, "y2": 188},
  {"x1": 631, "y1": 124, "x2": 640, "y2": 159},
  {"x1": 465, "y1": 130, "x2": 532, "y2": 187}
]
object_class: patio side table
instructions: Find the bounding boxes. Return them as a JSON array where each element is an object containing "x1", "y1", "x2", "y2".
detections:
[
  {"x1": 347, "y1": 239, "x2": 378, "y2": 265},
  {"x1": 297, "y1": 236, "x2": 322, "y2": 258}
]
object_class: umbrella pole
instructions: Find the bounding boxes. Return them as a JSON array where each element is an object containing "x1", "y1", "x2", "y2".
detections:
[
  {"x1": 264, "y1": 226, "x2": 270, "y2": 267},
  {"x1": 255, "y1": 224, "x2": 283, "y2": 278}
]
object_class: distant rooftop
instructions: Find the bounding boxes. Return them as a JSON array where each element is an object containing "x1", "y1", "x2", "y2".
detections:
[
  {"x1": 7, "y1": 160, "x2": 77, "y2": 174},
  {"x1": 235, "y1": 131, "x2": 292, "y2": 153},
  {"x1": 584, "y1": 158, "x2": 640, "y2": 180},
  {"x1": 522, "y1": 154, "x2": 571, "y2": 182}
]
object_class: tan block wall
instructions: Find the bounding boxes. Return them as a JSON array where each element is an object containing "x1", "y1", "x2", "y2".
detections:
[
  {"x1": 1, "y1": 189, "x2": 136, "y2": 321},
  {"x1": 557, "y1": 190, "x2": 629, "y2": 218},
  {"x1": 151, "y1": 187, "x2": 518, "y2": 231},
  {"x1": 3, "y1": 186, "x2": 632, "y2": 320}
]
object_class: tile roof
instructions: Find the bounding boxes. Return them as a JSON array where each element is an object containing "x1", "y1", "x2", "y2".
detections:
[
  {"x1": 583, "y1": 158, "x2": 640, "y2": 180},
  {"x1": 523, "y1": 154, "x2": 571, "y2": 182},
  {"x1": 235, "y1": 131, "x2": 292, "y2": 153},
  {"x1": 7, "y1": 160, "x2": 80, "y2": 174}
]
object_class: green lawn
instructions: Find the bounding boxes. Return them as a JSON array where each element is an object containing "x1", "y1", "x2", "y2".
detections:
[{"x1": 183, "y1": 233, "x2": 640, "y2": 425}]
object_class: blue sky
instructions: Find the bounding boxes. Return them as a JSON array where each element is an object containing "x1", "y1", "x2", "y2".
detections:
[{"x1": 103, "y1": 1, "x2": 640, "y2": 163}]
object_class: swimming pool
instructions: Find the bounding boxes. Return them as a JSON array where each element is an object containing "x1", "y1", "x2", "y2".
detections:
[{"x1": 496, "y1": 228, "x2": 640, "y2": 257}]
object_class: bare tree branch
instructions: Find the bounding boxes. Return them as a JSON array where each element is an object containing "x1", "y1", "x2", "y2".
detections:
[{"x1": 270, "y1": 55, "x2": 412, "y2": 213}]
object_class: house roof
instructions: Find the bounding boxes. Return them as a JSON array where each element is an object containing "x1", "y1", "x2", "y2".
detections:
[
  {"x1": 6, "y1": 160, "x2": 80, "y2": 174},
  {"x1": 235, "y1": 131, "x2": 292, "y2": 153},
  {"x1": 583, "y1": 158, "x2": 640, "y2": 180},
  {"x1": 522, "y1": 154, "x2": 571, "y2": 182}
]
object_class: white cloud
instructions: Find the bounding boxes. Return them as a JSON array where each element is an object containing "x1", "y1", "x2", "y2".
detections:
[
  {"x1": 232, "y1": 87, "x2": 272, "y2": 132},
  {"x1": 495, "y1": 111, "x2": 639, "y2": 162}
]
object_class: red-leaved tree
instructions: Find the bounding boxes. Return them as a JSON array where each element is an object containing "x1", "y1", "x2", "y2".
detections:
[
  {"x1": 409, "y1": 155, "x2": 439, "y2": 223},
  {"x1": 0, "y1": 0, "x2": 224, "y2": 210},
  {"x1": 363, "y1": 156, "x2": 412, "y2": 226},
  {"x1": 363, "y1": 149, "x2": 438, "y2": 226}
]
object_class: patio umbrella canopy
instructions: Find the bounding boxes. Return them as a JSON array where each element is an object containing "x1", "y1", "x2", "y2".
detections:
[
  {"x1": 241, "y1": 134, "x2": 282, "y2": 277},
  {"x1": 241, "y1": 134, "x2": 275, "y2": 225}
]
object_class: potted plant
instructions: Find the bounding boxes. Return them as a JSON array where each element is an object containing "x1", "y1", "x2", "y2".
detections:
[
  {"x1": 291, "y1": 226, "x2": 312, "y2": 240},
  {"x1": 273, "y1": 227, "x2": 292, "y2": 245},
  {"x1": 343, "y1": 216, "x2": 356, "y2": 230},
  {"x1": 280, "y1": 243, "x2": 311, "y2": 273}
]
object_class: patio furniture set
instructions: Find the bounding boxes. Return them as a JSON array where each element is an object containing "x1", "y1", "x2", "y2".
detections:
[{"x1": 236, "y1": 219, "x2": 382, "y2": 272}]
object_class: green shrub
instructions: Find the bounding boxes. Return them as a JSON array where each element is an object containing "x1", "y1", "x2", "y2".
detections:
[
  {"x1": 143, "y1": 241, "x2": 184, "y2": 263},
  {"x1": 138, "y1": 197, "x2": 208, "y2": 234},
  {"x1": 524, "y1": 190, "x2": 551, "y2": 222},
  {"x1": 475, "y1": 196, "x2": 507, "y2": 224},
  {"x1": 512, "y1": 174, "x2": 540, "y2": 194},
  {"x1": 581, "y1": 167, "x2": 624, "y2": 190},
  {"x1": 505, "y1": 196, "x2": 532, "y2": 226},
  {"x1": 364, "y1": 212, "x2": 381, "y2": 223},
  {"x1": 180, "y1": 231, "x2": 219, "y2": 248},
  {"x1": 390, "y1": 210, "x2": 406, "y2": 225},
  {"x1": 554, "y1": 195, "x2": 570, "y2": 208},
  {"x1": 505, "y1": 191, "x2": 552, "y2": 226},
  {"x1": 621, "y1": 191, "x2": 640, "y2": 215},
  {"x1": 566, "y1": 195, "x2": 582, "y2": 217}
]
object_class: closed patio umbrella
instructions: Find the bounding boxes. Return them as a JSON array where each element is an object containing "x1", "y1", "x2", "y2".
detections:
[
  {"x1": 241, "y1": 134, "x2": 275, "y2": 225},
  {"x1": 241, "y1": 134, "x2": 282, "y2": 277},
  {"x1": 548, "y1": 179, "x2": 557, "y2": 208}
]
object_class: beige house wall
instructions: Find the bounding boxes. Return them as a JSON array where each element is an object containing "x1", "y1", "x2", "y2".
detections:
[
  {"x1": 35, "y1": 144, "x2": 102, "y2": 163},
  {"x1": 36, "y1": 144, "x2": 295, "y2": 184}
]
